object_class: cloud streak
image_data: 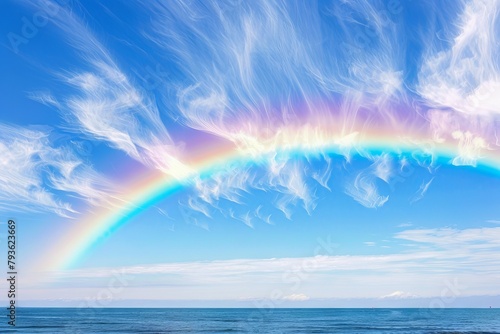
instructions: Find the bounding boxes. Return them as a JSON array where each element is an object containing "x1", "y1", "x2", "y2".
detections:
[
  {"x1": 0, "y1": 123, "x2": 110, "y2": 216},
  {"x1": 46, "y1": 226, "x2": 500, "y2": 299},
  {"x1": 418, "y1": 0, "x2": 500, "y2": 116},
  {"x1": 24, "y1": 0, "x2": 190, "y2": 178}
]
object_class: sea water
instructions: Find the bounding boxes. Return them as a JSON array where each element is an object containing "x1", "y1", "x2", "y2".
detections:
[{"x1": 4, "y1": 308, "x2": 500, "y2": 333}]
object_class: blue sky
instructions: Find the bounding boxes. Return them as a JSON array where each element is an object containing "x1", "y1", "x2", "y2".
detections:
[{"x1": 1, "y1": 0, "x2": 500, "y2": 308}]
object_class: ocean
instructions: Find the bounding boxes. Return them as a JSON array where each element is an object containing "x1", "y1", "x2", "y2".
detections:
[{"x1": 4, "y1": 308, "x2": 500, "y2": 333}]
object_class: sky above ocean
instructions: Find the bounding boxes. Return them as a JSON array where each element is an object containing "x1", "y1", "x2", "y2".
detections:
[{"x1": 0, "y1": 0, "x2": 499, "y2": 307}]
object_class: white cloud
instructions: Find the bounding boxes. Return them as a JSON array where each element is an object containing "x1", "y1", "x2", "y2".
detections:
[
  {"x1": 380, "y1": 291, "x2": 418, "y2": 299},
  {"x1": 426, "y1": 109, "x2": 496, "y2": 167},
  {"x1": 13, "y1": 0, "x2": 498, "y2": 223},
  {"x1": 410, "y1": 178, "x2": 434, "y2": 204},
  {"x1": 0, "y1": 123, "x2": 111, "y2": 216},
  {"x1": 395, "y1": 226, "x2": 500, "y2": 247},
  {"x1": 44, "y1": 226, "x2": 500, "y2": 300},
  {"x1": 186, "y1": 156, "x2": 320, "y2": 222},
  {"x1": 25, "y1": 0, "x2": 190, "y2": 179},
  {"x1": 486, "y1": 220, "x2": 500, "y2": 224},
  {"x1": 141, "y1": 0, "x2": 420, "y2": 215},
  {"x1": 283, "y1": 293, "x2": 310, "y2": 301},
  {"x1": 345, "y1": 155, "x2": 392, "y2": 208},
  {"x1": 417, "y1": 0, "x2": 500, "y2": 166},
  {"x1": 418, "y1": 0, "x2": 500, "y2": 116}
]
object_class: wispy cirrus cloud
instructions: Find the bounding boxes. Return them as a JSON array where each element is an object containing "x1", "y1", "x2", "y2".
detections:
[
  {"x1": 141, "y1": 0, "x2": 419, "y2": 214},
  {"x1": 417, "y1": 0, "x2": 500, "y2": 167},
  {"x1": 410, "y1": 177, "x2": 434, "y2": 204},
  {"x1": 418, "y1": 0, "x2": 500, "y2": 116},
  {"x1": 24, "y1": 0, "x2": 189, "y2": 178},
  {"x1": 149, "y1": 0, "x2": 406, "y2": 141},
  {"x1": 345, "y1": 154, "x2": 392, "y2": 208},
  {"x1": 15, "y1": 0, "x2": 499, "y2": 221},
  {"x1": 0, "y1": 123, "x2": 111, "y2": 216}
]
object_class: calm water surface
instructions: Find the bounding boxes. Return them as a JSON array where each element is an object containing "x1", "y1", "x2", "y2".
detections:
[{"x1": 3, "y1": 308, "x2": 500, "y2": 333}]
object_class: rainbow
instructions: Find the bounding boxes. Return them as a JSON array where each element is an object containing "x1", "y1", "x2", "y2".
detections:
[{"x1": 42, "y1": 126, "x2": 500, "y2": 272}]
